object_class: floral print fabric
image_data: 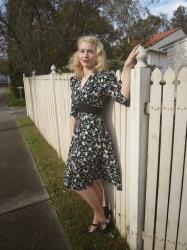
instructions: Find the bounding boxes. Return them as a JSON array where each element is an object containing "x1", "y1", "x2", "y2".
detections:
[{"x1": 64, "y1": 71, "x2": 130, "y2": 191}]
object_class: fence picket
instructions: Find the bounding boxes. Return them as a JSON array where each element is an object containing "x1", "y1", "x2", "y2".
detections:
[
  {"x1": 43, "y1": 76, "x2": 49, "y2": 142},
  {"x1": 119, "y1": 70, "x2": 128, "y2": 236},
  {"x1": 177, "y1": 140, "x2": 187, "y2": 250},
  {"x1": 125, "y1": 107, "x2": 131, "y2": 242},
  {"x1": 110, "y1": 96, "x2": 116, "y2": 221},
  {"x1": 115, "y1": 70, "x2": 122, "y2": 231},
  {"x1": 154, "y1": 67, "x2": 175, "y2": 250},
  {"x1": 144, "y1": 68, "x2": 162, "y2": 250},
  {"x1": 165, "y1": 67, "x2": 187, "y2": 249}
]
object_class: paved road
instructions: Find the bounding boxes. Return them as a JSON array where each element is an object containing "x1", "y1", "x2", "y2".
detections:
[{"x1": 0, "y1": 89, "x2": 72, "y2": 250}]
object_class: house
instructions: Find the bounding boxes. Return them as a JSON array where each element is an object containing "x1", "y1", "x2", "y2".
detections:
[
  {"x1": 0, "y1": 44, "x2": 9, "y2": 87},
  {"x1": 145, "y1": 28, "x2": 187, "y2": 73},
  {"x1": 0, "y1": 74, "x2": 9, "y2": 87},
  {"x1": 160, "y1": 36, "x2": 187, "y2": 73}
]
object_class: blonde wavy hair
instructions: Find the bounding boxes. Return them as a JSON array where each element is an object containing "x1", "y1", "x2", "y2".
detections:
[{"x1": 68, "y1": 35, "x2": 109, "y2": 79}]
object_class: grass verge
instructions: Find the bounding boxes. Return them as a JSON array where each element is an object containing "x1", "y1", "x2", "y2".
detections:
[
  {"x1": 17, "y1": 116, "x2": 129, "y2": 250},
  {"x1": 6, "y1": 88, "x2": 25, "y2": 106}
]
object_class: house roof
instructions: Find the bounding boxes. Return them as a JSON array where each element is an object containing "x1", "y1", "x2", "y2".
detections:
[{"x1": 145, "y1": 28, "x2": 179, "y2": 46}]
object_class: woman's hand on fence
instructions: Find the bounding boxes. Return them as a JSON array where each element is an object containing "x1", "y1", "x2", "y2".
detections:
[{"x1": 124, "y1": 44, "x2": 141, "y2": 69}]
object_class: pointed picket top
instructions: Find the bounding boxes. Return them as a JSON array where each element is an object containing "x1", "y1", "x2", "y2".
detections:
[
  {"x1": 149, "y1": 67, "x2": 162, "y2": 114},
  {"x1": 162, "y1": 67, "x2": 176, "y2": 112},
  {"x1": 163, "y1": 67, "x2": 175, "y2": 85},
  {"x1": 163, "y1": 67, "x2": 175, "y2": 101},
  {"x1": 177, "y1": 67, "x2": 187, "y2": 82},
  {"x1": 151, "y1": 67, "x2": 162, "y2": 83},
  {"x1": 177, "y1": 67, "x2": 187, "y2": 102},
  {"x1": 23, "y1": 73, "x2": 25, "y2": 78},
  {"x1": 32, "y1": 70, "x2": 36, "y2": 76},
  {"x1": 51, "y1": 64, "x2": 56, "y2": 74},
  {"x1": 176, "y1": 67, "x2": 187, "y2": 107}
]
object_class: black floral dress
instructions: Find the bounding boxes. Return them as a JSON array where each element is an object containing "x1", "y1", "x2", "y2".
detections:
[{"x1": 64, "y1": 71, "x2": 130, "y2": 191}]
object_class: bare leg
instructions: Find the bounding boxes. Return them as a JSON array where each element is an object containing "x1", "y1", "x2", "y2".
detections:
[
  {"x1": 75, "y1": 185, "x2": 106, "y2": 232},
  {"x1": 90, "y1": 180, "x2": 104, "y2": 206}
]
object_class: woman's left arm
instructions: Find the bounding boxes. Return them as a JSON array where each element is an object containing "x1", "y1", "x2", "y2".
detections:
[
  {"x1": 121, "y1": 66, "x2": 131, "y2": 99},
  {"x1": 121, "y1": 44, "x2": 141, "y2": 98}
]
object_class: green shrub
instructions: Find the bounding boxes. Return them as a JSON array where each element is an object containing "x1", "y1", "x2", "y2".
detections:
[{"x1": 6, "y1": 88, "x2": 26, "y2": 107}]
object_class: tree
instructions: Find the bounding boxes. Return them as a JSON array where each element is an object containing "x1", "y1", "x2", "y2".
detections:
[
  {"x1": 126, "y1": 15, "x2": 164, "y2": 44},
  {"x1": 118, "y1": 11, "x2": 172, "y2": 45},
  {"x1": 100, "y1": 0, "x2": 149, "y2": 39},
  {"x1": 0, "y1": 0, "x2": 160, "y2": 96},
  {"x1": 0, "y1": 0, "x2": 118, "y2": 96},
  {"x1": 171, "y1": 5, "x2": 187, "y2": 34},
  {"x1": 158, "y1": 13, "x2": 171, "y2": 32}
]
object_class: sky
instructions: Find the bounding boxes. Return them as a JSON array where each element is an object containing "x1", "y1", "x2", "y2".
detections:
[{"x1": 142, "y1": 0, "x2": 187, "y2": 18}]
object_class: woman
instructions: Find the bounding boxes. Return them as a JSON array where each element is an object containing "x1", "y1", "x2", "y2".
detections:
[{"x1": 64, "y1": 35, "x2": 140, "y2": 234}]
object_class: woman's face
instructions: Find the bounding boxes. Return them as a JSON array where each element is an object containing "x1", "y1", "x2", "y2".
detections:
[{"x1": 78, "y1": 42, "x2": 97, "y2": 70}]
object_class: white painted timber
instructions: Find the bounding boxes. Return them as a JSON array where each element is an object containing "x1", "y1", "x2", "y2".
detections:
[
  {"x1": 154, "y1": 68, "x2": 175, "y2": 250},
  {"x1": 129, "y1": 66, "x2": 151, "y2": 250},
  {"x1": 144, "y1": 68, "x2": 162, "y2": 250},
  {"x1": 165, "y1": 67, "x2": 187, "y2": 249},
  {"x1": 177, "y1": 114, "x2": 187, "y2": 250},
  {"x1": 115, "y1": 70, "x2": 122, "y2": 231}
]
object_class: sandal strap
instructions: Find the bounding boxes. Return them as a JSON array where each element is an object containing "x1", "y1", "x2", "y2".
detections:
[
  {"x1": 81, "y1": 223, "x2": 100, "y2": 233},
  {"x1": 91, "y1": 223, "x2": 100, "y2": 227},
  {"x1": 88, "y1": 223, "x2": 100, "y2": 232}
]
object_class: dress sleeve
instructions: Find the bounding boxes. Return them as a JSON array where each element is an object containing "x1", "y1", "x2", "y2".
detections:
[
  {"x1": 104, "y1": 71, "x2": 130, "y2": 107},
  {"x1": 69, "y1": 76, "x2": 78, "y2": 118}
]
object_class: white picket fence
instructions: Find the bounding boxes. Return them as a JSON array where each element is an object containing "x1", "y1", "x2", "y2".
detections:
[
  {"x1": 23, "y1": 55, "x2": 187, "y2": 249},
  {"x1": 23, "y1": 67, "x2": 132, "y2": 240},
  {"x1": 144, "y1": 67, "x2": 187, "y2": 250}
]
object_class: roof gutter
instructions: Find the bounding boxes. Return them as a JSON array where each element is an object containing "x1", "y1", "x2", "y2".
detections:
[{"x1": 145, "y1": 47, "x2": 167, "y2": 54}]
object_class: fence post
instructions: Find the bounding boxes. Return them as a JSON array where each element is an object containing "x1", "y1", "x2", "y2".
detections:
[
  {"x1": 129, "y1": 46, "x2": 151, "y2": 249},
  {"x1": 22, "y1": 73, "x2": 28, "y2": 116},
  {"x1": 31, "y1": 70, "x2": 39, "y2": 131},
  {"x1": 51, "y1": 64, "x2": 61, "y2": 158}
]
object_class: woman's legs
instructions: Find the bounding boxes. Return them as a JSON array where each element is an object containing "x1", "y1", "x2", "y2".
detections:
[
  {"x1": 90, "y1": 180, "x2": 104, "y2": 206},
  {"x1": 75, "y1": 184, "x2": 106, "y2": 232}
]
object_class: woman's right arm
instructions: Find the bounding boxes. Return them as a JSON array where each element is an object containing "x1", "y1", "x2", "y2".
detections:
[
  {"x1": 69, "y1": 76, "x2": 78, "y2": 139},
  {"x1": 69, "y1": 116, "x2": 76, "y2": 139}
]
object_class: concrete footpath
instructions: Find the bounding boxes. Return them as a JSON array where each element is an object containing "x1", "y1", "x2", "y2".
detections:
[{"x1": 0, "y1": 89, "x2": 72, "y2": 250}]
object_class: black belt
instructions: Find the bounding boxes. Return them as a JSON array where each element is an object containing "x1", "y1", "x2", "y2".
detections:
[{"x1": 77, "y1": 103, "x2": 102, "y2": 115}]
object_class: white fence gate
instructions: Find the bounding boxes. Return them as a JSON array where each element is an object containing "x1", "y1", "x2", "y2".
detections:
[
  {"x1": 23, "y1": 54, "x2": 187, "y2": 249},
  {"x1": 143, "y1": 67, "x2": 187, "y2": 250}
]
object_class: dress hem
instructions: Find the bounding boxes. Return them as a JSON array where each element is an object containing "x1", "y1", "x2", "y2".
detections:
[{"x1": 64, "y1": 177, "x2": 122, "y2": 191}]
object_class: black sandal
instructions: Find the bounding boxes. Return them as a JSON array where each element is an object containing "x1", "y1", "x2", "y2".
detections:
[
  {"x1": 99, "y1": 218, "x2": 114, "y2": 234},
  {"x1": 81, "y1": 223, "x2": 100, "y2": 234}
]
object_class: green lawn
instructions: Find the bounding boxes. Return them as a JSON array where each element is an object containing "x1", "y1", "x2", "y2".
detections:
[{"x1": 17, "y1": 116, "x2": 129, "y2": 250}]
